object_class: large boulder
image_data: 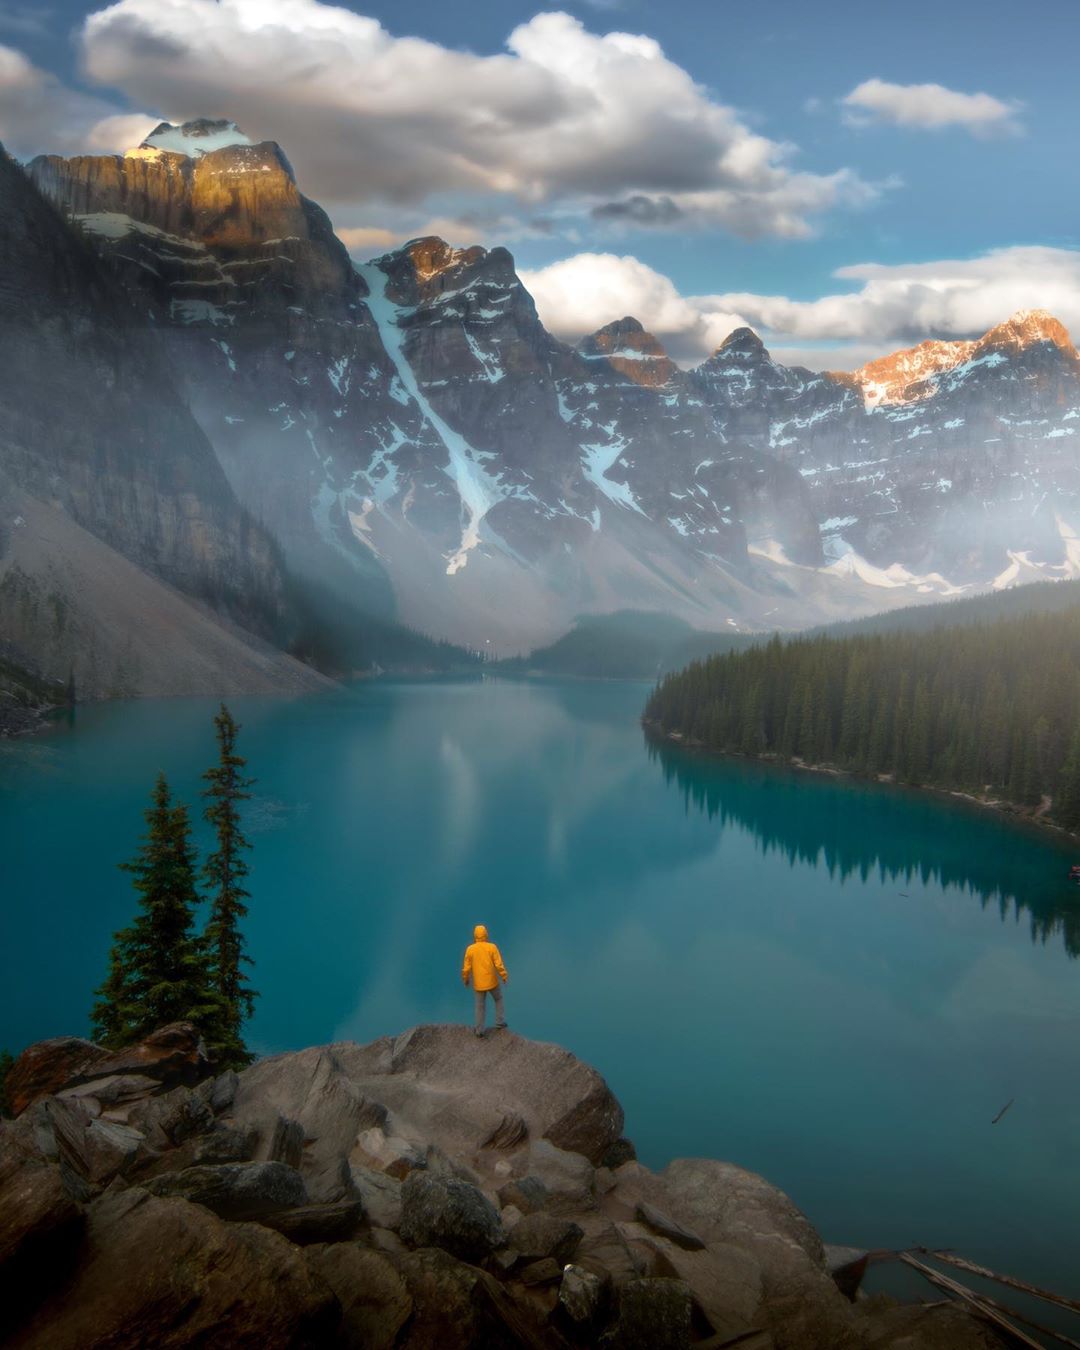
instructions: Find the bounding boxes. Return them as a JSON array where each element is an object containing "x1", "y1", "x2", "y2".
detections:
[
  {"x1": 6, "y1": 1038, "x2": 109, "y2": 1117},
  {"x1": 146, "y1": 1161, "x2": 308, "y2": 1221},
  {"x1": 612, "y1": 1160, "x2": 861, "y2": 1350},
  {"x1": 398, "y1": 1172, "x2": 504, "y2": 1262},
  {"x1": 5, "y1": 1187, "x2": 339, "y2": 1349},
  {"x1": 0, "y1": 1135, "x2": 84, "y2": 1340},
  {"x1": 600, "y1": 1277, "x2": 693, "y2": 1350},
  {"x1": 391, "y1": 1247, "x2": 548, "y2": 1350},
  {"x1": 304, "y1": 1244, "x2": 411, "y2": 1349},
  {"x1": 653, "y1": 1159, "x2": 825, "y2": 1266}
]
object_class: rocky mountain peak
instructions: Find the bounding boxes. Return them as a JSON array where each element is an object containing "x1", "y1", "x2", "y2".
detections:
[
  {"x1": 848, "y1": 337, "x2": 977, "y2": 408},
  {"x1": 974, "y1": 308, "x2": 1078, "y2": 359},
  {"x1": 578, "y1": 316, "x2": 678, "y2": 387},
  {"x1": 139, "y1": 118, "x2": 253, "y2": 157},
  {"x1": 715, "y1": 326, "x2": 769, "y2": 361},
  {"x1": 376, "y1": 235, "x2": 519, "y2": 306}
]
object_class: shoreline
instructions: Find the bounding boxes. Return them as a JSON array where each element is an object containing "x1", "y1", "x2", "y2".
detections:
[{"x1": 642, "y1": 719, "x2": 1079, "y2": 847}]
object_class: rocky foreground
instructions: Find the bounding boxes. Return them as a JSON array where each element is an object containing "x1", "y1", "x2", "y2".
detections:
[{"x1": 0, "y1": 1022, "x2": 1006, "y2": 1349}]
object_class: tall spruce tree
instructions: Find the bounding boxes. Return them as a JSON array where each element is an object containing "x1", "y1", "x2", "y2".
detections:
[
  {"x1": 91, "y1": 774, "x2": 211, "y2": 1046},
  {"x1": 201, "y1": 704, "x2": 258, "y2": 1068}
]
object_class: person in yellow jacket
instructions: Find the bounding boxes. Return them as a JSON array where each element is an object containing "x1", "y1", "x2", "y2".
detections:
[{"x1": 462, "y1": 924, "x2": 509, "y2": 1037}]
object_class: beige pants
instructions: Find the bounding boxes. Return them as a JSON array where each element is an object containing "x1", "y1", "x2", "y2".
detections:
[{"x1": 474, "y1": 984, "x2": 506, "y2": 1031}]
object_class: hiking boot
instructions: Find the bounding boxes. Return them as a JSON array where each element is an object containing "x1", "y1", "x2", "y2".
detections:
[{"x1": 474, "y1": 1027, "x2": 485, "y2": 1038}]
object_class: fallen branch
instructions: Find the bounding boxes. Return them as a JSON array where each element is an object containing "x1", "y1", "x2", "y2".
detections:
[
  {"x1": 900, "y1": 1253, "x2": 1045, "y2": 1350},
  {"x1": 973, "y1": 1293, "x2": 1080, "y2": 1350},
  {"x1": 925, "y1": 1251, "x2": 1080, "y2": 1317}
]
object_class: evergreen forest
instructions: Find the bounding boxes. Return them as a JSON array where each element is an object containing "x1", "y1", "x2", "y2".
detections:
[{"x1": 644, "y1": 598, "x2": 1080, "y2": 828}]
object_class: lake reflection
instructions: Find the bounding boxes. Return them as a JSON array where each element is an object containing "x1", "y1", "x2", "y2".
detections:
[{"x1": 3, "y1": 677, "x2": 1079, "y2": 1294}]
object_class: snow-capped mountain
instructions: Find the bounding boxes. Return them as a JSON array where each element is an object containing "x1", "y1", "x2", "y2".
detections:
[{"x1": 23, "y1": 121, "x2": 1080, "y2": 648}]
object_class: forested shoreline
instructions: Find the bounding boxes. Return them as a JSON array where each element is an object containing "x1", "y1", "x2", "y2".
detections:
[{"x1": 644, "y1": 600, "x2": 1080, "y2": 830}]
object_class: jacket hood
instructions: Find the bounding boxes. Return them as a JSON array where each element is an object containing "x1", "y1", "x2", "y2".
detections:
[{"x1": 474, "y1": 925, "x2": 488, "y2": 941}]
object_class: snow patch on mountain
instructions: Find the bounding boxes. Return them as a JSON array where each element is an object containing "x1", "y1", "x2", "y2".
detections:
[
  {"x1": 141, "y1": 119, "x2": 252, "y2": 157},
  {"x1": 357, "y1": 260, "x2": 506, "y2": 575}
]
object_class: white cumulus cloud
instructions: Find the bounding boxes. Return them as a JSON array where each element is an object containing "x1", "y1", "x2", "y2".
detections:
[
  {"x1": 521, "y1": 246, "x2": 1080, "y2": 369},
  {"x1": 75, "y1": 0, "x2": 879, "y2": 238},
  {"x1": 520, "y1": 252, "x2": 742, "y2": 361},
  {"x1": 842, "y1": 78, "x2": 1022, "y2": 136}
]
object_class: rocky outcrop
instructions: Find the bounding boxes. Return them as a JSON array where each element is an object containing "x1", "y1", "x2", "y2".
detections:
[{"x1": 0, "y1": 1021, "x2": 1009, "y2": 1348}]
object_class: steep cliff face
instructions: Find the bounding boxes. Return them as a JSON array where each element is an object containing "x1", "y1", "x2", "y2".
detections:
[
  {"x1": 0, "y1": 146, "x2": 326, "y2": 697},
  {"x1": 29, "y1": 124, "x2": 445, "y2": 615}
]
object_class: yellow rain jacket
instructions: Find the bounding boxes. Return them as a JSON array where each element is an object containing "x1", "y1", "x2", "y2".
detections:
[{"x1": 462, "y1": 925, "x2": 509, "y2": 992}]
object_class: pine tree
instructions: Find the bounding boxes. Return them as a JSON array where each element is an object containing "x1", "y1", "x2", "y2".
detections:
[
  {"x1": 1055, "y1": 727, "x2": 1080, "y2": 829},
  {"x1": 91, "y1": 774, "x2": 210, "y2": 1046},
  {"x1": 200, "y1": 704, "x2": 258, "y2": 1068}
]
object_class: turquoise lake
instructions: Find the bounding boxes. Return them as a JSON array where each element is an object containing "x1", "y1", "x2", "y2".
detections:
[{"x1": 3, "y1": 678, "x2": 1080, "y2": 1295}]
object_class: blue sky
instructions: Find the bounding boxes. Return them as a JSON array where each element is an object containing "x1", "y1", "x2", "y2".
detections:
[{"x1": 2, "y1": 0, "x2": 1078, "y2": 367}]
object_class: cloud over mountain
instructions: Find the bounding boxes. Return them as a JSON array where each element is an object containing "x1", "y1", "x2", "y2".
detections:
[
  {"x1": 0, "y1": 42, "x2": 155, "y2": 156},
  {"x1": 523, "y1": 245, "x2": 1080, "y2": 367},
  {"x1": 77, "y1": 0, "x2": 878, "y2": 238}
]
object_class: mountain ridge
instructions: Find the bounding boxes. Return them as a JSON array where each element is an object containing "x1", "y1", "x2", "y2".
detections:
[{"x1": 20, "y1": 120, "x2": 1080, "y2": 652}]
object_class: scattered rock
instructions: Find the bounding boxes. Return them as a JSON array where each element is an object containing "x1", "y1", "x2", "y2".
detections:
[
  {"x1": 574, "y1": 1215, "x2": 646, "y2": 1284},
  {"x1": 601, "y1": 1277, "x2": 693, "y2": 1350},
  {"x1": 399, "y1": 1172, "x2": 504, "y2": 1262},
  {"x1": 350, "y1": 1164, "x2": 403, "y2": 1230},
  {"x1": 191, "y1": 1123, "x2": 259, "y2": 1165},
  {"x1": 0, "y1": 1023, "x2": 1014, "y2": 1349},
  {"x1": 57, "y1": 1075, "x2": 162, "y2": 1111},
  {"x1": 497, "y1": 1175, "x2": 548, "y2": 1215},
  {"x1": 519, "y1": 1257, "x2": 562, "y2": 1286},
  {"x1": 508, "y1": 1213, "x2": 583, "y2": 1265},
  {"x1": 304, "y1": 1243, "x2": 412, "y2": 1349},
  {"x1": 69, "y1": 1022, "x2": 210, "y2": 1093},
  {"x1": 558, "y1": 1263, "x2": 605, "y2": 1327},
  {"x1": 635, "y1": 1201, "x2": 706, "y2": 1251},
  {"x1": 255, "y1": 1199, "x2": 365, "y2": 1245},
  {"x1": 124, "y1": 1085, "x2": 214, "y2": 1146},
  {"x1": 6, "y1": 1038, "x2": 109, "y2": 1117},
  {"x1": 351, "y1": 1125, "x2": 426, "y2": 1179},
  {"x1": 527, "y1": 1139, "x2": 595, "y2": 1204},
  {"x1": 146, "y1": 1160, "x2": 308, "y2": 1221},
  {"x1": 392, "y1": 1246, "x2": 547, "y2": 1350},
  {"x1": 6, "y1": 1187, "x2": 339, "y2": 1349}
]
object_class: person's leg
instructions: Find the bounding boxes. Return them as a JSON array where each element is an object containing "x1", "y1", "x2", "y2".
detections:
[
  {"x1": 492, "y1": 982, "x2": 506, "y2": 1029},
  {"x1": 474, "y1": 988, "x2": 486, "y2": 1036}
]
